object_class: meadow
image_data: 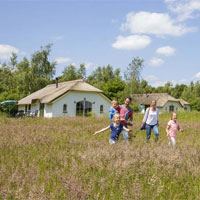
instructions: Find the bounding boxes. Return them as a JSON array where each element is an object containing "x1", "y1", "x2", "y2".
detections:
[{"x1": 0, "y1": 112, "x2": 200, "y2": 199}]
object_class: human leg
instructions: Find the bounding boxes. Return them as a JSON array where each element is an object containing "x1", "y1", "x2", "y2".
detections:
[
  {"x1": 146, "y1": 124, "x2": 151, "y2": 142},
  {"x1": 109, "y1": 138, "x2": 116, "y2": 145},
  {"x1": 153, "y1": 125, "x2": 159, "y2": 142},
  {"x1": 121, "y1": 130, "x2": 129, "y2": 142},
  {"x1": 170, "y1": 137, "x2": 176, "y2": 148}
]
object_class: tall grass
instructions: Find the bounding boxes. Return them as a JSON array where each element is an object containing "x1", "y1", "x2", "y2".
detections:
[{"x1": 0, "y1": 112, "x2": 200, "y2": 199}]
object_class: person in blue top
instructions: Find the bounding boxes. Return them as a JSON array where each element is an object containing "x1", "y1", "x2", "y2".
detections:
[
  {"x1": 109, "y1": 100, "x2": 120, "y2": 120},
  {"x1": 94, "y1": 113, "x2": 130, "y2": 144}
]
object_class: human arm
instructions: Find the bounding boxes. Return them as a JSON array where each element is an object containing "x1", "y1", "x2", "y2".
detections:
[
  {"x1": 166, "y1": 125, "x2": 170, "y2": 136},
  {"x1": 142, "y1": 108, "x2": 149, "y2": 125},
  {"x1": 156, "y1": 108, "x2": 159, "y2": 126},
  {"x1": 177, "y1": 123, "x2": 183, "y2": 132},
  {"x1": 93, "y1": 126, "x2": 110, "y2": 135},
  {"x1": 123, "y1": 126, "x2": 130, "y2": 132}
]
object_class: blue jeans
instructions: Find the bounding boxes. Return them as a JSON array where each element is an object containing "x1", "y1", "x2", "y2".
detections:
[
  {"x1": 121, "y1": 130, "x2": 129, "y2": 142},
  {"x1": 146, "y1": 124, "x2": 159, "y2": 142}
]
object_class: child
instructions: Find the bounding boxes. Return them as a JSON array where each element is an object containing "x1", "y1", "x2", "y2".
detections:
[
  {"x1": 166, "y1": 112, "x2": 183, "y2": 148},
  {"x1": 109, "y1": 100, "x2": 120, "y2": 120},
  {"x1": 94, "y1": 113, "x2": 130, "y2": 144}
]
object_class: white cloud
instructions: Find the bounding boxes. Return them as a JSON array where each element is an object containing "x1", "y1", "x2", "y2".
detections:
[
  {"x1": 165, "y1": 0, "x2": 176, "y2": 3},
  {"x1": 195, "y1": 72, "x2": 200, "y2": 78},
  {"x1": 0, "y1": 44, "x2": 19, "y2": 59},
  {"x1": 156, "y1": 46, "x2": 176, "y2": 56},
  {"x1": 149, "y1": 58, "x2": 164, "y2": 67},
  {"x1": 55, "y1": 57, "x2": 71, "y2": 64},
  {"x1": 166, "y1": 0, "x2": 200, "y2": 21},
  {"x1": 150, "y1": 81, "x2": 167, "y2": 87},
  {"x1": 69, "y1": 61, "x2": 97, "y2": 70},
  {"x1": 120, "y1": 11, "x2": 195, "y2": 36},
  {"x1": 84, "y1": 62, "x2": 96, "y2": 69},
  {"x1": 111, "y1": 19, "x2": 118, "y2": 23},
  {"x1": 51, "y1": 36, "x2": 64, "y2": 41},
  {"x1": 145, "y1": 75, "x2": 159, "y2": 81},
  {"x1": 112, "y1": 35, "x2": 151, "y2": 50}
]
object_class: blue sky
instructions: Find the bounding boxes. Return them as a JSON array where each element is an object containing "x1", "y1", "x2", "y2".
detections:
[{"x1": 0, "y1": 0, "x2": 200, "y2": 87}]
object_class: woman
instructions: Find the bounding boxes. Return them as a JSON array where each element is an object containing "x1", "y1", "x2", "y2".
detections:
[{"x1": 142, "y1": 100, "x2": 159, "y2": 142}]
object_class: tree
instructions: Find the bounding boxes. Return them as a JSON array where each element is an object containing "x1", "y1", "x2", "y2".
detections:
[
  {"x1": 61, "y1": 64, "x2": 79, "y2": 81},
  {"x1": 77, "y1": 64, "x2": 86, "y2": 80},
  {"x1": 86, "y1": 65, "x2": 124, "y2": 100},
  {"x1": 124, "y1": 57, "x2": 144, "y2": 82},
  {"x1": 124, "y1": 57, "x2": 144, "y2": 96},
  {"x1": 31, "y1": 44, "x2": 56, "y2": 80}
]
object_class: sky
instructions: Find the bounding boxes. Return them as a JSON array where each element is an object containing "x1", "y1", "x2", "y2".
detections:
[{"x1": 0, "y1": 0, "x2": 200, "y2": 87}]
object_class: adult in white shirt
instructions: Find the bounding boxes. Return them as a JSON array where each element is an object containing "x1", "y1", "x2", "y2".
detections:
[{"x1": 142, "y1": 100, "x2": 159, "y2": 142}]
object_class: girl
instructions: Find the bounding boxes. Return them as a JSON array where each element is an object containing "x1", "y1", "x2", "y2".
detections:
[
  {"x1": 109, "y1": 100, "x2": 120, "y2": 120},
  {"x1": 142, "y1": 100, "x2": 159, "y2": 143},
  {"x1": 166, "y1": 112, "x2": 183, "y2": 148},
  {"x1": 94, "y1": 113, "x2": 130, "y2": 144}
]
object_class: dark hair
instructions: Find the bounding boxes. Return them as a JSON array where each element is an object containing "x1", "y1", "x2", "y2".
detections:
[{"x1": 126, "y1": 96, "x2": 132, "y2": 102}]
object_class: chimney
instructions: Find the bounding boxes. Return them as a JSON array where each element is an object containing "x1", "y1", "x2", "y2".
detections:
[{"x1": 56, "y1": 77, "x2": 58, "y2": 88}]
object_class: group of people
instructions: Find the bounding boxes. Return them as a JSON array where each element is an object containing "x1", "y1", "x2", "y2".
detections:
[{"x1": 94, "y1": 97, "x2": 183, "y2": 148}]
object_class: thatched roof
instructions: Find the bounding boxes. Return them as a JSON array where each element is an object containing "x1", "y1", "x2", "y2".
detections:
[
  {"x1": 18, "y1": 79, "x2": 108, "y2": 105},
  {"x1": 132, "y1": 93, "x2": 190, "y2": 107}
]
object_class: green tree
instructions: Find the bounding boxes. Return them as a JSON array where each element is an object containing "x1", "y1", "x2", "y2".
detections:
[
  {"x1": 31, "y1": 44, "x2": 56, "y2": 80},
  {"x1": 61, "y1": 64, "x2": 79, "y2": 81},
  {"x1": 124, "y1": 57, "x2": 144, "y2": 96},
  {"x1": 77, "y1": 64, "x2": 86, "y2": 80}
]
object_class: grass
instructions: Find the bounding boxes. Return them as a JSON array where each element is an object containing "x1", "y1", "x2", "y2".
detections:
[{"x1": 0, "y1": 112, "x2": 200, "y2": 199}]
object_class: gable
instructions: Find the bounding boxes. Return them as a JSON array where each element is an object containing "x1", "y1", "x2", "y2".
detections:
[{"x1": 18, "y1": 80, "x2": 107, "y2": 105}]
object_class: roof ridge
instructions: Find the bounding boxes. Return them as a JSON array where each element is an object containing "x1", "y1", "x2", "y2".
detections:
[{"x1": 46, "y1": 79, "x2": 83, "y2": 87}]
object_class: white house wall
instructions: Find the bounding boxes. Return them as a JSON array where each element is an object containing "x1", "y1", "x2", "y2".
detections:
[
  {"x1": 45, "y1": 91, "x2": 111, "y2": 118},
  {"x1": 161, "y1": 101, "x2": 182, "y2": 112},
  {"x1": 18, "y1": 103, "x2": 39, "y2": 113},
  {"x1": 183, "y1": 105, "x2": 191, "y2": 111},
  {"x1": 18, "y1": 105, "x2": 25, "y2": 111},
  {"x1": 44, "y1": 104, "x2": 53, "y2": 118}
]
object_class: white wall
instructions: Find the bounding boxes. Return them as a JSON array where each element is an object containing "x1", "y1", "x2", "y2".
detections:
[
  {"x1": 44, "y1": 104, "x2": 53, "y2": 118},
  {"x1": 44, "y1": 91, "x2": 111, "y2": 118},
  {"x1": 18, "y1": 105, "x2": 25, "y2": 111},
  {"x1": 18, "y1": 102, "x2": 39, "y2": 116},
  {"x1": 183, "y1": 105, "x2": 191, "y2": 111},
  {"x1": 160, "y1": 101, "x2": 182, "y2": 112}
]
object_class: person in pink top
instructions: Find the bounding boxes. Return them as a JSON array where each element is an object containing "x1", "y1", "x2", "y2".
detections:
[
  {"x1": 119, "y1": 97, "x2": 133, "y2": 142},
  {"x1": 166, "y1": 112, "x2": 183, "y2": 148}
]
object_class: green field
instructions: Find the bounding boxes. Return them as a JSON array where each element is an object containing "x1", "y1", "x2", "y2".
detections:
[{"x1": 0, "y1": 112, "x2": 200, "y2": 199}]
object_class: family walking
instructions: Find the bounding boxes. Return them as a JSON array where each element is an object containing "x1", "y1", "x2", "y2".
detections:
[{"x1": 94, "y1": 97, "x2": 183, "y2": 147}]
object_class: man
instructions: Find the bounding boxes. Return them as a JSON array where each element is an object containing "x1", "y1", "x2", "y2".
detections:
[{"x1": 119, "y1": 97, "x2": 133, "y2": 142}]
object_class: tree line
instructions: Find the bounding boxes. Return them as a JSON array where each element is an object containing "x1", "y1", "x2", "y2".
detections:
[{"x1": 0, "y1": 44, "x2": 200, "y2": 112}]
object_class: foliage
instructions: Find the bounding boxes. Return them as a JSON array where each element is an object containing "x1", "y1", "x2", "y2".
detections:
[
  {"x1": 60, "y1": 64, "x2": 86, "y2": 81},
  {"x1": 0, "y1": 48, "x2": 200, "y2": 112},
  {"x1": 86, "y1": 65, "x2": 125, "y2": 101},
  {"x1": 0, "y1": 44, "x2": 56, "y2": 106}
]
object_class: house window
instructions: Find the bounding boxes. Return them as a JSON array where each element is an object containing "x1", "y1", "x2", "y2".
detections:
[
  {"x1": 100, "y1": 105, "x2": 104, "y2": 113},
  {"x1": 63, "y1": 104, "x2": 67, "y2": 113},
  {"x1": 184, "y1": 107, "x2": 187, "y2": 111},
  {"x1": 165, "y1": 107, "x2": 167, "y2": 111},
  {"x1": 76, "y1": 101, "x2": 92, "y2": 116},
  {"x1": 25, "y1": 105, "x2": 28, "y2": 112},
  {"x1": 169, "y1": 105, "x2": 174, "y2": 112},
  {"x1": 28, "y1": 104, "x2": 31, "y2": 111}
]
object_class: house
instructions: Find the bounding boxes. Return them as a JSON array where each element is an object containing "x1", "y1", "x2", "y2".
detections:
[
  {"x1": 132, "y1": 93, "x2": 191, "y2": 112},
  {"x1": 18, "y1": 79, "x2": 111, "y2": 117}
]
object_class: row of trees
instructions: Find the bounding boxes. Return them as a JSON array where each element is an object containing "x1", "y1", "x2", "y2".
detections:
[{"x1": 0, "y1": 44, "x2": 200, "y2": 111}]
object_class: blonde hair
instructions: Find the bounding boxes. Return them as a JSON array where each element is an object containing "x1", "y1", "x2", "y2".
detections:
[
  {"x1": 113, "y1": 113, "x2": 120, "y2": 121},
  {"x1": 111, "y1": 100, "x2": 118, "y2": 106},
  {"x1": 171, "y1": 112, "x2": 177, "y2": 120}
]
